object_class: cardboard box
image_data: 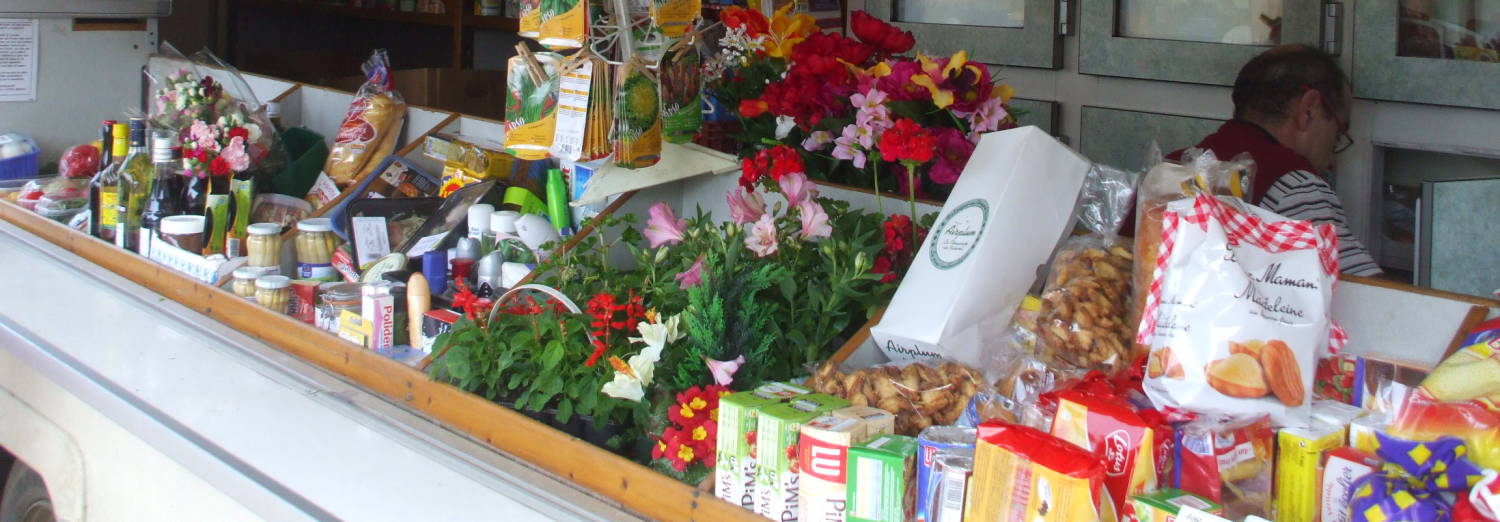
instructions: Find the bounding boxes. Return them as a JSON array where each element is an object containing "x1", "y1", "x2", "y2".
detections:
[
  {"x1": 799, "y1": 415, "x2": 867, "y2": 522},
  {"x1": 1319, "y1": 447, "x2": 1381, "y2": 522},
  {"x1": 1275, "y1": 421, "x2": 1344, "y2": 522},
  {"x1": 1050, "y1": 391, "x2": 1161, "y2": 522},
  {"x1": 421, "y1": 309, "x2": 461, "y2": 353},
  {"x1": 846, "y1": 434, "x2": 919, "y2": 522},
  {"x1": 715, "y1": 382, "x2": 813, "y2": 509},
  {"x1": 871, "y1": 127, "x2": 1093, "y2": 368},
  {"x1": 969, "y1": 422, "x2": 1105, "y2": 522},
  {"x1": 755, "y1": 394, "x2": 850, "y2": 520},
  {"x1": 834, "y1": 407, "x2": 896, "y2": 439},
  {"x1": 1125, "y1": 489, "x2": 1224, "y2": 522}
]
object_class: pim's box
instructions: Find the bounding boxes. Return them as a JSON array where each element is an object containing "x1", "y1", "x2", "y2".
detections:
[
  {"x1": 969, "y1": 421, "x2": 1107, "y2": 522},
  {"x1": 871, "y1": 126, "x2": 1092, "y2": 369}
]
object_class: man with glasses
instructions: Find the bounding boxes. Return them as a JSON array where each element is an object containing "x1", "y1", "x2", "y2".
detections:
[{"x1": 1172, "y1": 44, "x2": 1379, "y2": 275}]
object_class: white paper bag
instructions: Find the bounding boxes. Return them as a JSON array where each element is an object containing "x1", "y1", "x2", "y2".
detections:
[
  {"x1": 870, "y1": 126, "x2": 1092, "y2": 369},
  {"x1": 1138, "y1": 193, "x2": 1346, "y2": 426}
]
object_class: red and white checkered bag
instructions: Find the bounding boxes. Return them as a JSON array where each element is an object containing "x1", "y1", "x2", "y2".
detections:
[{"x1": 1137, "y1": 193, "x2": 1345, "y2": 426}]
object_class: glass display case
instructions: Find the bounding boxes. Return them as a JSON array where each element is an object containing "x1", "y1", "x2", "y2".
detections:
[
  {"x1": 866, "y1": 0, "x2": 1061, "y2": 68},
  {"x1": 1355, "y1": 0, "x2": 1500, "y2": 109},
  {"x1": 1079, "y1": 106, "x2": 1222, "y2": 171},
  {"x1": 1376, "y1": 146, "x2": 1500, "y2": 298},
  {"x1": 1080, "y1": 0, "x2": 1322, "y2": 85}
]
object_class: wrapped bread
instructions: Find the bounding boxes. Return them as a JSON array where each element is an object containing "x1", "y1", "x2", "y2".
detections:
[{"x1": 324, "y1": 50, "x2": 407, "y2": 188}]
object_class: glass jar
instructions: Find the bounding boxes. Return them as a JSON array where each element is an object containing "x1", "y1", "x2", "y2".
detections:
[
  {"x1": 255, "y1": 275, "x2": 292, "y2": 313},
  {"x1": 231, "y1": 266, "x2": 270, "y2": 300},
  {"x1": 246, "y1": 222, "x2": 283, "y2": 271},
  {"x1": 317, "y1": 282, "x2": 363, "y2": 332},
  {"x1": 295, "y1": 218, "x2": 339, "y2": 282}
]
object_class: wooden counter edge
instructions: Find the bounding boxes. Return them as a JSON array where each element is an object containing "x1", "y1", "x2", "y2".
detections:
[{"x1": 0, "y1": 201, "x2": 756, "y2": 522}]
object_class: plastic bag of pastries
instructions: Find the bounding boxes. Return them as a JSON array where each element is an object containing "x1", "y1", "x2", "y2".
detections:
[{"x1": 806, "y1": 359, "x2": 989, "y2": 436}]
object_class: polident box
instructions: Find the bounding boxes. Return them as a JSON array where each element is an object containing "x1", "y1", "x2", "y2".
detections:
[
  {"x1": 870, "y1": 126, "x2": 1092, "y2": 368},
  {"x1": 716, "y1": 382, "x2": 813, "y2": 509},
  {"x1": 755, "y1": 393, "x2": 849, "y2": 520},
  {"x1": 798, "y1": 415, "x2": 866, "y2": 522},
  {"x1": 847, "y1": 434, "x2": 920, "y2": 522}
]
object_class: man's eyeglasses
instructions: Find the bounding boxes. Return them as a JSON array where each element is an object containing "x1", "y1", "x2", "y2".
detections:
[{"x1": 1302, "y1": 85, "x2": 1353, "y2": 154}]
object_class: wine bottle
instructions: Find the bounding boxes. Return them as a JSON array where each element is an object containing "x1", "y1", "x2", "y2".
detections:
[
  {"x1": 140, "y1": 131, "x2": 183, "y2": 259},
  {"x1": 93, "y1": 122, "x2": 128, "y2": 244},
  {"x1": 115, "y1": 118, "x2": 152, "y2": 252},
  {"x1": 87, "y1": 120, "x2": 116, "y2": 238}
]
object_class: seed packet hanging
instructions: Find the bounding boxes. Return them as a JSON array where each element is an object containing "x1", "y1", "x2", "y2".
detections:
[
  {"x1": 550, "y1": 52, "x2": 595, "y2": 162},
  {"x1": 504, "y1": 46, "x2": 563, "y2": 161},
  {"x1": 650, "y1": 0, "x2": 701, "y2": 38},
  {"x1": 538, "y1": 0, "x2": 587, "y2": 50},
  {"x1": 518, "y1": 0, "x2": 541, "y2": 39},
  {"x1": 583, "y1": 54, "x2": 613, "y2": 161},
  {"x1": 613, "y1": 57, "x2": 662, "y2": 169},
  {"x1": 659, "y1": 35, "x2": 701, "y2": 144}
]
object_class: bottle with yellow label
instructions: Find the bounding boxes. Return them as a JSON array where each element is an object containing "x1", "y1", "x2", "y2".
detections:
[{"x1": 90, "y1": 121, "x2": 128, "y2": 243}]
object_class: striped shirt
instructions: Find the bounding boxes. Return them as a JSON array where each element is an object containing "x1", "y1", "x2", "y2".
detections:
[{"x1": 1260, "y1": 170, "x2": 1382, "y2": 276}]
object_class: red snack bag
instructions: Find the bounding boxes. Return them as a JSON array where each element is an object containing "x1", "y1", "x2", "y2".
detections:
[
  {"x1": 1050, "y1": 390, "x2": 1166, "y2": 522},
  {"x1": 1176, "y1": 414, "x2": 1275, "y2": 520},
  {"x1": 970, "y1": 421, "x2": 1106, "y2": 522}
]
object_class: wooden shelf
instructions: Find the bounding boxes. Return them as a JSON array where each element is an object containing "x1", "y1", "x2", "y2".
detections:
[{"x1": 236, "y1": 0, "x2": 454, "y2": 27}]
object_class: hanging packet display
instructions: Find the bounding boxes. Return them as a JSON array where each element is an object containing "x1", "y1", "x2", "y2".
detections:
[
  {"x1": 613, "y1": 56, "x2": 663, "y2": 169},
  {"x1": 504, "y1": 46, "x2": 562, "y2": 161},
  {"x1": 517, "y1": 0, "x2": 541, "y2": 38},
  {"x1": 322, "y1": 49, "x2": 407, "y2": 189},
  {"x1": 651, "y1": 0, "x2": 700, "y2": 38},
  {"x1": 659, "y1": 35, "x2": 703, "y2": 144},
  {"x1": 538, "y1": 0, "x2": 586, "y2": 49},
  {"x1": 1137, "y1": 188, "x2": 1344, "y2": 427}
]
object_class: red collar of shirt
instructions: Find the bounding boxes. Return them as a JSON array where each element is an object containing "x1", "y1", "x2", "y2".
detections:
[{"x1": 1168, "y1": 119, "x2": 1319, "y2": 204}]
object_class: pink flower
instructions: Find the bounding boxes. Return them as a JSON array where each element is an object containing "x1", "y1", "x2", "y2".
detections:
[
  {"x1": 831, "y1": 124, "x2": 869, "y2": 169},
  {"x1": 878, "y1": 60, "x2": 929, "y2": 102},
  {"x1": 929, "y1": 128, "x2": 975, "y2": 184},
  {"x1": 778, "y1": 171, "x2": 818, "y2": 208},
  {"x1": 797, "y1": 200, "x2": 832, "y2": 240},
  {"x1": 644, "y1": 202, "x2": 687, "y2": 248},
  {"x1": 744, "y1": 213, "x2": 779, "y2": 257},
  {"x1": 801, "y1": 130, "x2": 833, "y2": 152},
  {"x1": 967, "y1": 97, "x2": 1011, "y2": 135},
  {"x1": 675, "y1": 256, "x2": 705, "y2": 289},
  {"x1": 726, "y1": 188, "x2": 766, "y2": 224},
  {"x1": 704, "y1": 355, "x2": 746, "y2": 386},
  {"x1": 189, "y1": 120, "x2": 220, "y2": 152},
  {"x1": 220, "y1": 136, "x2": 251, "y2": 172},
  {"x1": 851, "y1": 89, "x2": 890, "y2": 123}
]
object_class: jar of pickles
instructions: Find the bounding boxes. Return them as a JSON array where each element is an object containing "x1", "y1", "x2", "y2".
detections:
[
  {"x1": 317, "y1": 282, "x2": 362, "y2": 332},
  {"x1": 255, "y1": 274, "x2": 292, "y2": 313},
  {"x1": 296, "y1": 218, "x2": 339, "y2": 282},
  {"x1": 246, "y1": 222, "x2": 282, "y2": 272},
  {"x1": 231, "y1": 266, "x2": 270, "y2": 300}
]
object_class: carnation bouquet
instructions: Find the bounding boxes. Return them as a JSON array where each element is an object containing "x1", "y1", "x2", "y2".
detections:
[{"x1": 705, "y1": 8, "x2": 1019, "y2": 206}]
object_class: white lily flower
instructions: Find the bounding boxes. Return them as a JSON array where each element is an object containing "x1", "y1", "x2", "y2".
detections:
[{"x1": 603, "y1": 314, "x2": 683, "y2": 402}]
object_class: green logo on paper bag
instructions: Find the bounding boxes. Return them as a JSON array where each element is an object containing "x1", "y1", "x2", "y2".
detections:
[{"x1": 929, "y1": 199, "x2": 989, "y2": 270}]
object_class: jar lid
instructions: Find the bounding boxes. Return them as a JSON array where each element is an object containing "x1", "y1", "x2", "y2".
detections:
[
  {"x1": 297, "y1": 218, "x2": 333, "y2": 233},
  {"x1": 160, "y1": 215, "x2": 206, "y2": 235},
  {"x1": 247, "y1": 222, "x2": 281, "y2": 236},
  {"x1": 319, "y1": 282, "x2": 363, "y2": 300},
  {"x1": 255, "y1": 274, "x2": 291, "y2": 289},
  {"x1": 490, "y1": 210, "x2": 520, "y2": 234},
  {"x1": 233, "y1": 266, "x2": 271, "y2": 280}
]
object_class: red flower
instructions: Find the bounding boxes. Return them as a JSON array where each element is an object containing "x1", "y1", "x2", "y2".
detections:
[
  {"x1": 884, "y1": 214, "x2": 912, "y2": 254},
  {"x1": 739, "y1": 99, "x2": 769, "y2": 119},
  {"x1": 878, "y1": 118, "x2": 937, "y2": 164},
  {"x1": 850, "y1": 10, "x2": 915, "y2": 55},
  {"x1": 872, "y1": 255, "x2": 895, "y2": 283},
  {"x1": 720, "y1": 6, "x2": 769, "y2": 37},
  {"x1": 209, "y1": 156, "x2": 231, "y2": 176},
  {"x1": 767, "y1": 145, "x2": 804, "y2": 182},
  {"x1": 227, "y1": 127, "x2": 250, "y2": 141},
  {"x1": 652, "y1": 427, "x2": 678, "y2": 460}
]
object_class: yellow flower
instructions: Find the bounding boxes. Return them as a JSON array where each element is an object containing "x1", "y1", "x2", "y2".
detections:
[
  {"x1": 693, "y1": 426, "x2": 709, "y2": 441},
  {"x1": 689, "y1": 397, "x2": 708, "y2": 410},
  {"x1": 679, "y1": 403, "x2": 695, "y2": 419},
  {"x1": 995, "y1": 83, "x2": 1015, "y2": 104},
  {"x1": 710, "y1": 407, "x2": 719, "y2": 422},
  {"x1": 677, "y1": 444, "x2": 696, "y2": 463},
  {"x1": 765, "y1": 4, "x2": 817, "y2": 58},
  {"x1": 909, "y1": 50, "x2": 984, "y2": 110},
  {"x1": 841, "y1": 59, "x2": 892, "y2": 80}
]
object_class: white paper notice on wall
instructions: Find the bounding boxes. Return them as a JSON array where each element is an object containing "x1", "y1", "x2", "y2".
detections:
[
  {"x1": 351, "y1": 216, "x2": 392, "y2": 266},
  {"x1": 0, "y1": 19, "x2": 37, "y2": 102}
]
